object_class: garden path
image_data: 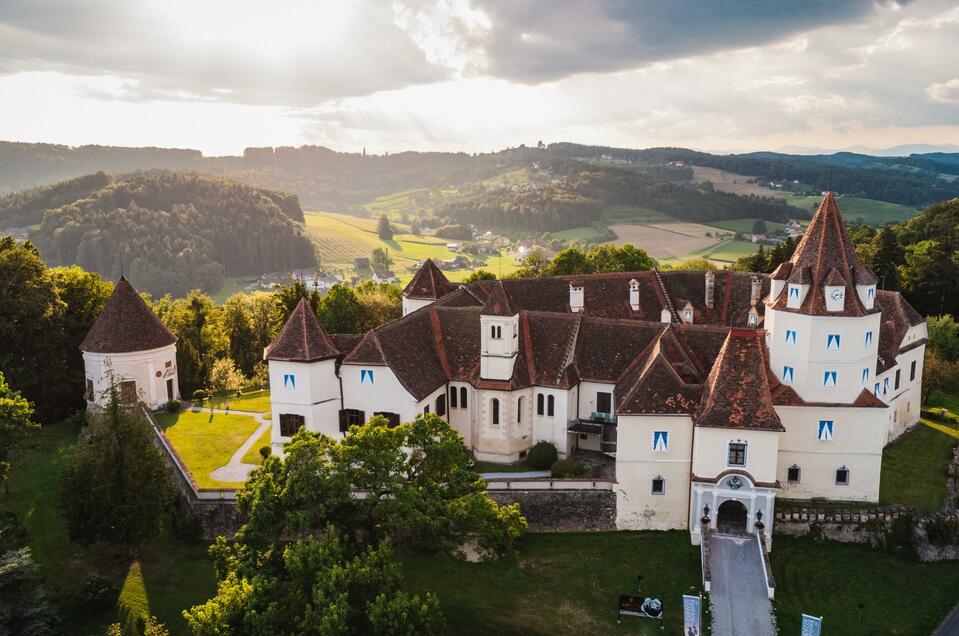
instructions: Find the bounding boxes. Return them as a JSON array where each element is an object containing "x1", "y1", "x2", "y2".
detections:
[
  {"x1": 208, "y1": 410, "x2": 272, "y2": 483},
  {"x1": 708, "y1": 533, "x2": 776, "y2": 636}
]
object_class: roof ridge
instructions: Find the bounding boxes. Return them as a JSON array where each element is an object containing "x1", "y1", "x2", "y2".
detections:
[
  {"x1": 652, "y1": 269, "x2": 677, "y2": 321},
  {"x1": 559, "y1": 312, "x2": 584, "y2": 384}
]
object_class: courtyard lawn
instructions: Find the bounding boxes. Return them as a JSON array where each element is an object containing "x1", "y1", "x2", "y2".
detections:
[
  {"x1": 772, "y1": 535, "x2": 959, "y2": 634},
  {"x1": 209, "y1": 389, "x2": 270, "y2": 413},
  {"x1": 241, "y1": 424, "x2": 273, "y2": 465},
  {"x1": 401, "y1": 531, "x2": 704, "y2": 635},
  {"x1": 155, "y1": 409, "x2": 261, "y2": 488},
  {"x1": 879, "y1": 422, "x2": 957, "y2": 513},
  {"x1": 5, "y1": 421, "x2": 216, "y2": 636}
]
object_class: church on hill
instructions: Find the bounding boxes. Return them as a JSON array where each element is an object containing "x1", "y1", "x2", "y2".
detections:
[{"x1": 261, "y1": 193, "x2": 926, "y2": 543}]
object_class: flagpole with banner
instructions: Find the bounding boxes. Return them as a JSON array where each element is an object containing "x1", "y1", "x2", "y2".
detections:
[
  {"x1": 800, "y1": 613, "x2": 823, "y2": 635},
  {"x1": 682, "y1": 594, "x2": 701, "y2": 636}
]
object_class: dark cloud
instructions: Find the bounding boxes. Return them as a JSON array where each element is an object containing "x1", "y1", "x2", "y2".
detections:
[{"x1": 462, "y1": 0, "x2": 888, "y2": 82}]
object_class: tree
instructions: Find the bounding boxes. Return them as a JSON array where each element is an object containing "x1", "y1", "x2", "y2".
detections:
[
  {"x1": 106, "y1": 616, "x2": 169, "y2": 636},
  {"x1": 752, "y1": 218, "x2": 768, "y2": 235},
  {"x1": 221, "y1": 295, "x2": 256, "y2": 376},
  {"x1": 667, "y1": 258, "x2": 719, "y2": 271},
  {"x1": 602, "y1": 244, "x2": 654, "y2": 272},
  {"x1": 60, "y1": 388, "x2": 173, "y2": 549},
  {"x1": 371, "y1": 247, "x2": 393, "y2": 273},
  {"x1": 355, "y1": 281, "x2": 402, "y2": 332},
  {"x1": 900, "y1": 239, "x2": 959, "y2": 317},
  {"x1": 409, "y1": 219, "x2": 421, "y2": 236},
  {"x1": 927, "y1": 315, "x2": 959, "y2": 362},
  {"x1": 318, "y1": 284, "x2": 361, "y2": 333},
  {"x1": 512, "y1": 248, "x2": 550, "y2": 278},
  {"x1": 377, "y1": 215, "x2": 394, "y2": 240},
  {"x1": 921, "y1": 352, "x2": 959, "y2": 404},
  {"x1": 274, "y1": 280, "x2": 321, "y2": 325},
  {"x1": 207, "y1": 358, "x2": 245, "y2": 412},
  {"x1": 0, "y1": 372, "x2": 36, "y2": 491},
  {"x1": 870, "y1": 226, "x2": 905, "y2": 291},
  {"x1": 548, "y1": 248, "x2": 591, "y2": 276},
  {"x1": 155, "y1": 290, "x2": 227, "y2": 394},
  {"x1": 464, "y1": 269, "x2": 496, "y2": 283},
  {"x1": 0, "y1": 548, "x2": 58, "y2": 635}
]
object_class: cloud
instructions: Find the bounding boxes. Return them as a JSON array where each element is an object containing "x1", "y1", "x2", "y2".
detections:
[{"x1": 927, "y1": 78, "x2": 959, "y2": 104}]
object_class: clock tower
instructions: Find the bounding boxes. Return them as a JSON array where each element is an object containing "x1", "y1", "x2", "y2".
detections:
[{"x1": 764, "y1": 193, "x2": 882, "y2": 404}]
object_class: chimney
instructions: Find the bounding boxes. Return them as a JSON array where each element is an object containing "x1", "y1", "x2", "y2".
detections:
[
  {"x1": 750, "y1": 275, "x2": 762, "y2": 306},
  {"x1": 569, "y1": 282, "x2": 584, "y2": 313},
  {"x1": 629, "y1": 279, "x2": 640, "y2": 311},
  {"x1": 705, "y1": 271, "x2": 715, "y2": 309}
]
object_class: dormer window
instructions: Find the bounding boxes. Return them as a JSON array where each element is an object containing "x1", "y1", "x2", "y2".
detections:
[
  {"x1": 788, "y1": 285, "x2": 800, "y2": 300},
  {"x1": 747, "y1": 309, "x2": 758, "y2": 326},
  {"x1": 569, "y1": 283, "x2": 584, "y2": 313}
]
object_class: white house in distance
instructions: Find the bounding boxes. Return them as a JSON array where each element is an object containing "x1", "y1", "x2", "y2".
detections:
[{"x1": 81, "y1": 276, "x2": 179, "y2": 410}]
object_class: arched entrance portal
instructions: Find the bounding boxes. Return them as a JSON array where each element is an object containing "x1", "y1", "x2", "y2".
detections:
[{"x1": 716, "y1": 500, "x2": 748, "y2": 534}]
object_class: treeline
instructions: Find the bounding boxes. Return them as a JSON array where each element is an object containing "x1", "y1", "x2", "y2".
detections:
[
  {"x1": 1, "y1": 171, "x2": 313, "y2": 297},
  {"x1": 438, "y1": 159, "x2": 796, "y2": 232}
]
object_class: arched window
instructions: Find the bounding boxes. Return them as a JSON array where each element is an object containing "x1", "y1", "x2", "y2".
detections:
[
  {"x1": 436, "y1": 395, "x2": 446, "y2": 417},
  {"x1": 491, "y1": 398, "x2": 500, "y2": 425},
  {"x1": 537, "y1": 393, "x2": 545, "y2": 415},
  {"x1": 460, "y1": 386, "x2": 468, "y2": 408},
  {"x1": 517, "y1": 396, "x2": 524, "y2": 423},
  {"x1": 450, "y1": 386, "x2": 458, "y2": 408},
  {"x1": 547, "y1": 395, "x2": 555, "y2": 417}
]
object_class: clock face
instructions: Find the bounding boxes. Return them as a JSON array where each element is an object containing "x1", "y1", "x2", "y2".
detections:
[{"x1": 829, "y1": 288, "x2": 845, "y2": 302}]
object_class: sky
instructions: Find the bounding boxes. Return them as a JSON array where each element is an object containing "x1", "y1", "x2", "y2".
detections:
[{"x1": 0, "y1": 0, "x2": 958, "y2": 156}]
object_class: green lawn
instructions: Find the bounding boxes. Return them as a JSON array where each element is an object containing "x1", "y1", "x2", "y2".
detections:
[
  {"x1": 695, "y1": 239, "x2": 761, "y2": 263},
  {"x1": 783, "y1": 195, "x2": 919, "y2": 226},
  {"x1": 879, "y1": 422, "x2": 958, "y2": 513},
  {"x1": 203, "y1": 389, "x2": 270, "y2": 413},
  {"x1": 210, "y1": 276, "x2": 259, "y2": 303},
  {"x1": 402, "y1": 531, "x2": 703, "y2": 635},
  {"x1": 155, "y1": 409, "x2": 261, "y2": 488},
  {"x1": 5, "y1": 421, "x2": 216, "y2": 636},
  {"x1": 928, "y1": 390, "x2": 959, "y2": 414},
  {"x1": 241, "y1": 424, "x2": 273, "y2": 464},
  {"x1": 772, "y1": 535, "x2": 959, "y2": 634}
]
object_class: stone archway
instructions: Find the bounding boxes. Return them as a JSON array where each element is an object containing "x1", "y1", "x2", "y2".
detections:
[{"x1": 717, "y1": 500, "x2": 748, "y2": 534}]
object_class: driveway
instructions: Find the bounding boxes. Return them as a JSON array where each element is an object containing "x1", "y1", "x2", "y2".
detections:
[{"x1": 708, "y1": 533, "x2": 776, "y2": 636}]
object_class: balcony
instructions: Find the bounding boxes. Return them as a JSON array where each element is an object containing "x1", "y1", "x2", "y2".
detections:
[{"x1": 589, "y1": 411, "x2": 618, "y2": 425}]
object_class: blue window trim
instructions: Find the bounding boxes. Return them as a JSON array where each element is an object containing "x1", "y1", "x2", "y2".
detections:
[
  {"x1": 783, "y1": 366, "x2": 794, "y2": 384},
  {"x1": 818, "y1": 420, "x2": 834, "y2": 441},
  {"x1": 827, "y1": 334, "x2": 841, "y2": 350},
  {"x1": 652, "y1": 431, "x2": 668, "y2": 452},
  {"x1": 823, "y1": 371, "x2": 837, "y2": 387},
  {"x1": 865, "y1": 330, "x2": 873, "y2": 346},
  {"x1": 785, "y1": 330, "x2": 797, "y2": 345},
  {"x1": 861, "y1": 367, "x2": 869, "y2": 384}
]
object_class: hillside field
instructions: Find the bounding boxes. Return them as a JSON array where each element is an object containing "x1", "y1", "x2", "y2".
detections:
[
  {"x1": 784, "y1": 195, "x2": 918, "y2": 225},
  {"x1": 691, "y1": 165, "x2": 781, "y2": 197}
]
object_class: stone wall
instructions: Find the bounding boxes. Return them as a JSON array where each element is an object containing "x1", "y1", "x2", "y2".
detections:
[
  {"x1": 488, "y1": 489, "x2": 616, "y2": 532},
  {"x1": 774, "y1": 506, "x2": 914, "y2": 543}
]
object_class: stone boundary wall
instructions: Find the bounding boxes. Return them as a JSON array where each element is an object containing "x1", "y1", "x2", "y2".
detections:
[
  {"x1": 488, "y1": 489, "x2": 616, "y2": 532},
  {"x1": 774, "y1": 505, "x2": 915, "y2": 543}
]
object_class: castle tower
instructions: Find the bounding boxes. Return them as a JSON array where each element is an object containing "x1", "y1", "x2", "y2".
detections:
[
  {"x1": 80, "y1": 276, "x2": 179, "y2": 410},
  {"x1": 765, "y1": 194, "x2": 881, "y2": 403},
  {"x1": 480, "y1": 281, "x2": 519, "y2": 381},
  {"x1": 401, "y1": 258, "x2": 453, "y2": 316},
  {"x1": 265, "y1": 298, "x2": 342, "y2": 448}
]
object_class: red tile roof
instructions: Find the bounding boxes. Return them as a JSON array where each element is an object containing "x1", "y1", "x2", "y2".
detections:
[
  {"x1": 80, "y1": 277, "x2": 177, "y2": 353},
  {"x1": 265, "y1": 298, "x2": 340, "y2": 362},
  {"x1": 402, "y1": 259, "x2": 454, "y2": 300}
]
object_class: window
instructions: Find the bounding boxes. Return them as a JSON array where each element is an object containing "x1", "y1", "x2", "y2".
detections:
[
  {"x1": 119, "y1": 380, "x2": 137, "y2": 404},
  {"x1": 547, "y1": 395, "x2": 555, "y2": 417},
  {"x1": 895, "y1": 369, "x2": 901, "y2": 390},
  {"x1": 788, "y1": 286, "x2": 800, "y2": 300},
  {"x1": 826, "y1": 334, "x2": 841, "y2": 351},
  {"x1": 785, "y1": 329, "x2": 797, "y2": 345},
  {"x1": 861, "y1": 367, "x2": 870, "y2": 384},
  {"x1": 787, "y1": 465, "x2": 801, "y2": 484},
  {"x1": 727, "y1": 442, "x2": 747, "y2": 467},
  {"x1": 835, "y1": 466, "x2": 850, "y2": 486},
  {"x1": 339, "y1": 409, "x2": 365, "y2": 432},
  {"x1": 517, "y1": 396, "x2": 524, "y2": 423},
  {"x1": 360, "y1": 369, "x2": 374, "y2": 385},
  {"x1": 84, "y1": 378, "x2": 94, "y2": 401},
  {"x1": 684, "y1": 309, "x2": 692, "y2": 320},
  {"x1": 283, "y1": 373, "x2": 295, "y2": 390},
  {"x1": 867, "y1": 287, "x2": 875, "y2": 300},
  {"x1": 165, "y1": 360, "x2": 172, "y2": 368},
  {"x1": 783, "y1": 366, "x2": 794, "y2": 384},
  {"x1": 490, "y1": 325, "x2": 502, "y2": 339},
  {"x1": 818, "y1": 420, "x2": 834, "y2": 441},
  {"x1": 651, "y1": 476, "x2": 666, "y2": 495},
  {"x1": 865, "y1": 330, "x2": 873, "y2": 346},
  {"x1": 372, "y1": 412, "x2": 401, "y2": 428},
  {"x1": 460, "y1": 386, "x2": 468, "y2": 408},
  {"x1": 491, "y1": 398, "x2": 500, "y2": 425},
  {"x1": 280, "y1": 413, "x2": 305, "y2": 437},
  {"x1": 874, "y1": 382, "x2": 880, "y2": 397},
  {"x1": 596, "y1": 392, "x2": 612, "y2": 414},
  {"x1": 652, "y1": 431, "x2": 668, "y2": 452},
  {"x1": 435, "y1": 395, "x2": 446, "y2": 417},
  {"x1": 823, "y1": 371, "x2": 838, "y2": 388},
  {"x1": 883, "y1": 377, "x2": 889, "y2": 395},
  {"x1": 537, "y1": 393, "x2": 545, "y2": 415},
  {"x1": 166, "y1": 378, "x2": 175, "y2": 401},
  {"x1": 450, "y1": 386, "x2": 458, "y2": 408},
  {"x1": 424, "y1": 405, "x2": 430, "y2": 414},
  {"x1": 910, "y1": 360, "x2": 917, "y2": 381}
]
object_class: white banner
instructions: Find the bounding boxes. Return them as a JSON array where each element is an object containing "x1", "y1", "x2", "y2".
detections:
[{"x1": 682, "y1": 594, "x2": 701, "y2": 636}]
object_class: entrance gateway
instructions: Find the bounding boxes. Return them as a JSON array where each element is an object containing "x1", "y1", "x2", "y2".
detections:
[{"x1": 689, "y1": 471, "x2": 776, "y2": 543}]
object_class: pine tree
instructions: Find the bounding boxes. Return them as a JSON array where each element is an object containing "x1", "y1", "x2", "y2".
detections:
[{"x1": 871, "y1": 226, "x2": 905, "y2": 291}]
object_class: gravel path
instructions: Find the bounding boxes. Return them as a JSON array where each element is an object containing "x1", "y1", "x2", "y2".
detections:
[
  {"x1": 708, "y1": 533, "x2": 776, "y2": 636},
  {"x1": 209, "y1": 413, "x2": 271, "y2": 483}
]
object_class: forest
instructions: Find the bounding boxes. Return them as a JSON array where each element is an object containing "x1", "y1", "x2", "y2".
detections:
[{"x1": 0, "y1": 171, "x2": 314, "y2": 297}]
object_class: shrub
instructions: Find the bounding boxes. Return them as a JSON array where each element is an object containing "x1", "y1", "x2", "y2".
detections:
[
  {"x1": 165, "y1": 399, "x2": 181, "y2": 414},
  {"x1": 925, "y1": 517, "x2": 959, "y2": 547},
  {"x1": 551, "y1": 459, "x2": 585, "y2": 477},
  {"x1": 192, "y1": 389, "x2": 207, "y2": 402},
  {"x1": 259, "y1": 446, "x2": 272, "y2": 462},
  {"x1": 526, "y1": 441, "x2": 558, "y2": 470},
  {"x1": 76, "y1": 574, "x2": 117, "y2": 610}
]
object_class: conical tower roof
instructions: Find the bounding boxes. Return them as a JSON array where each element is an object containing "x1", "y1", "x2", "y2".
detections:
[
  {"x1": 266, "y1": 298, "x2": 340, "y2": 362},
  {"x1": 80, "y1": 277, "x2": 177, "y2": 353},
  {"x1": 402, "y1": 258, "x2": 453, "y2": 300}
]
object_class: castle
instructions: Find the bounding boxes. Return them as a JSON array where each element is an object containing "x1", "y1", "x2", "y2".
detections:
[{"x1": 82, "y1": 194, "x2": 927, "y2": 543}]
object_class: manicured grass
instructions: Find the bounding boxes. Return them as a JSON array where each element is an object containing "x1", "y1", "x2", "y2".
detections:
[
  {"x1": 155, "y1": 409, "x2": 261, "y2": 488},
  {"x1": 879, "y1": 422, "x2": 957, "y2": 512},
  {"x1": 205, "y1": 389, "x2": 270, "y2": 413},
  {"x1": 782, "y1": 195, "x2": 919, "y2": 226},
  {"x1": 705, "y1": 218, "x2": 788, "y2": 234},
  {"x1": 772, "y1": 535, "x2": 959, "y2": 635},
  {"x1": 241, "y1": 424, "x2": 273, "y2": 465},
  {"x1": 401, "y1": 531, "x2": 703, "y2": 635},
  {"x1": 5, "y1": 421, "x2": 216, "y2": 635}
]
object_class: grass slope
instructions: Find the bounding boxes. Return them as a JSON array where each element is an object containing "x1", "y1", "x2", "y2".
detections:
[
  {"x1": 5, "y1": 421, "x2": 215, "y2": 635},
  {"x1": 879, "y1": 422, "x2": 958, "y2": 513},
  {"x1": 784, "y1": 195, "x2": 918, "y2": 225},
  {"x1": 155, "y1": 409, "x2": 261, "y2": 488}
]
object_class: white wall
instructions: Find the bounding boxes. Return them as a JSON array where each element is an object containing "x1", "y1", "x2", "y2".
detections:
[
  {"x1": 473, "y1": 387, "x2": 534, "y2": 462},
  {"x1": 577, "y1": 381, "x2": 615, "y2": 420},
  {"x1": 692, "y1": 427, "x2": 781, "y2": 485},
  {"x1": 340, "y1": 363, "x2": 420, "y2": 424},
  {"x1": 402, "y1": 297, "x2": 433, "y2": 316},
  {"x1": 530, "y1": 386, "x2": 573, "y2": 457},
  {"x1": 616, "y1": 415, "x2": 693, "y2": 530},
  {"x1": 269, "y1": 358, "x2": 341, "y2": 445},
  {"x1": 83, "y1": 344, "x2": 179, "y2": 410}
]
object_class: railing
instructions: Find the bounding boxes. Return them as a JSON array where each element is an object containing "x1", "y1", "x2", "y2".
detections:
[
  {"x1": 755, "y1": 532, "x2": 776, "y2": 599},
  {"x1": 589, "y1": 411, "x2": 617, "y2": 424},
  {"x1": 485, "y1": 477, "x2": 615, "y2": 491}
]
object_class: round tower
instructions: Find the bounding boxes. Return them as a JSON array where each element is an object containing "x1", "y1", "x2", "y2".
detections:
[{"x1": 80, "y1": 276, "x2": 179, "y2": 409}]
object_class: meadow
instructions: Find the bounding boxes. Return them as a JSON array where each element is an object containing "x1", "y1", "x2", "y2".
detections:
[{"x1": 783, "y1": 195, "x2": 918, "y2": 225}]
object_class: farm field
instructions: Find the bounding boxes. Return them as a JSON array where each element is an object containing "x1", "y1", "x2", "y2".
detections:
[
  {"x1": 705, "y1": 218, "x2": 790, "y2": 234},
  {"x1": 782, "y1": 195, "x2": 918, "y2": 225},
  {"x1": 607, "y1": 222, "x2": 721, "y2": 259},
  {"x1": 690, "y1": 165, "x2": 781, "y2": 197}
]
